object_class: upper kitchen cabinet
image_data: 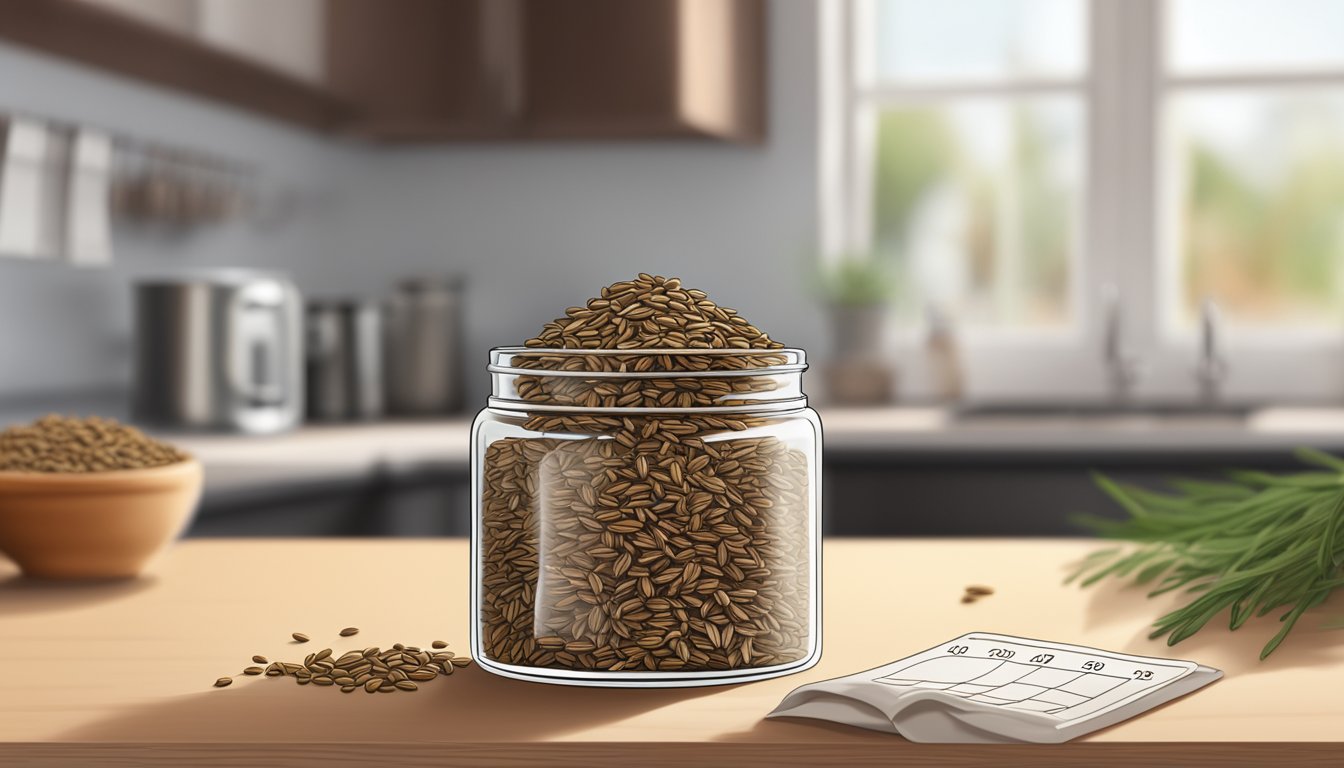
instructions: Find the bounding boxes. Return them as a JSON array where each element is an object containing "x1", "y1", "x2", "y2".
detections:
[
  {"x1": 0, "y1": 0, "x2": 765, "y2": 143},
  {"x1": 328, "y1": 0, "x2": 766, "y2": 143},
  {"x1": 0, "y1": 0, "x2": 349, "y2": 130}
]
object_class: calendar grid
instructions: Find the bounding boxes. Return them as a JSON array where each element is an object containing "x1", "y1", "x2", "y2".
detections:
[{"x1": 874, "y1": 639, "x2": 1167, "y2": 718}]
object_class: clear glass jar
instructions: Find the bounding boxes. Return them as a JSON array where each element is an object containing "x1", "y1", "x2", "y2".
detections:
[{"x1": 470, "y1": 347, "x2": 821, "y2": 687}]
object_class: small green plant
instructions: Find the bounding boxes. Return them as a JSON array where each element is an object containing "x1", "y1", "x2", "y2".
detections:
[
  {"x1": 1071, "y1": 447, "x2": 1344, "y2": 659},
  {"x1": 815, "y1": 253, "x2": 901, "y2": 307}
]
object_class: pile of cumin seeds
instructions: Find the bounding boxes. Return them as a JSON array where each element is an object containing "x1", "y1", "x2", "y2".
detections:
[
  {"x1": 0, "y1": 415, "x2": 189, "y2": 473},
  {"x1": 513, "y1": 274, "x2": 791, "y2": 411},
  {"x1": 215, "y1": 636, "x2": 471, "y2": 693},
  {"x1": 524, "y1": 274, "x2": 784, "y2": 351},
  {"x1": 480, "y1": 275, "x2": 812, "y2": 673}
]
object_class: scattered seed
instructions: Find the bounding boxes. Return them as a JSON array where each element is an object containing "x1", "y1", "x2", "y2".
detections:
[
  {"x1": 214, "y1": 677, "x2": 232, "y2": 687},
  {"x1": 243, "y1": 666, "x2": 263, "y2": 676},
  {"x1": 395, "y1": 681, "x2": 418, "y2": 691},
  {"x1": 339, "y1": 627, "x2": 360, "y2": 637},
  {"x1": 431, "y1": 640, "x2": 448, "y2": 649},
  {"x1": 965, "y1": 585, "x2": 995, "y2": 596},
  {"x1": 292, "y1": 633, "x2": 310, "y2": 643},
  {"x1": 252, "y1": 655, "x2": 268, "y2": 664}
]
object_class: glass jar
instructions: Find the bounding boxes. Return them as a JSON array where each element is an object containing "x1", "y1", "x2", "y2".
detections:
[{"x1": 470, "y1": 347, "x2": 821, "y2": 686}]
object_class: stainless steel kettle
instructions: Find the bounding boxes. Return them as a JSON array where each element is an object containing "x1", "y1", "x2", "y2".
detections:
[{"x1": 132, "y1": 271, "x2": 303, "y2": 434}]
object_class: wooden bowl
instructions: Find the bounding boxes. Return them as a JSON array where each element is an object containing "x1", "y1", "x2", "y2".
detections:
[{"x1": 0, "y1": 459, "x2": 203, "y2": 579}]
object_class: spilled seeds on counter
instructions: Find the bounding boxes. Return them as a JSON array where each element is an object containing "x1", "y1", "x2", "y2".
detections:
[{"x1": 215, "y1": 633, "x2": 470, "y2": 693}]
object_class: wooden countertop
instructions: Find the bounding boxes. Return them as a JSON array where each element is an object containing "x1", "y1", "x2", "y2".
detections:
[{"x1": 3, "y1": 538, "x2": 1342, "y2": 766}]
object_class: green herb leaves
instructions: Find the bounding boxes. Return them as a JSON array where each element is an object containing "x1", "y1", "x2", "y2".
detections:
[{"x1": 1071, "y1": 448, "x2": 1344, "y2": 659}]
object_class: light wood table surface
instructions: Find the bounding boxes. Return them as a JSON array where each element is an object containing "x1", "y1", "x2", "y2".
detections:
[{"x1": 2, "y1": 538, "x2": 1342, "y2": 766}]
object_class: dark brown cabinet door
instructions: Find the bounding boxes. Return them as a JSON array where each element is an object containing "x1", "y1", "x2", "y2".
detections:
[
  {"x1": 520, "y1": 0, "x2": 763, "y2": 142},
  {"x1": 327, "y1": 0, "x2": 517, "y2": 139},
  {"x1": 519, "y1": 0, "x2": 682, "y2": 137}
]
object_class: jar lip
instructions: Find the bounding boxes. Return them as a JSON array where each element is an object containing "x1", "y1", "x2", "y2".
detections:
[
  {"x1": 488, "y1": 346, "x2": 807, "y2": 376},
  {"x1": 485, "y1": 397, "x2": 810, "y2": 414}
]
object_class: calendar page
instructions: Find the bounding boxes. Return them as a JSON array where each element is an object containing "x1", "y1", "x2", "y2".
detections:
[
  {"x1": 870, "y1": 632, "x2": 1197, "y2": 724},
  {"x1": 768, "y1": 632, "x2": 1222, "y2": 743}
]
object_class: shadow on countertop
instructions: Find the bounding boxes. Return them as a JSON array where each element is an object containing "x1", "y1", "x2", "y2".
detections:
[
  {"x1": 56, "y1": 666, "x2": 721, "y2": 743},
  {"x1": 0, "y1": 572, "x2": 158, "y2": 617}
]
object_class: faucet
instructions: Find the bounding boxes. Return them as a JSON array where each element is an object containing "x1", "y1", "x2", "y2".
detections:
[
  {"x1": 1101, "y1": 284, "x2": 1143, "y2": 400},
  {"x1": 1194, "y1": 297, "x2": 1228, "y2": 401}
]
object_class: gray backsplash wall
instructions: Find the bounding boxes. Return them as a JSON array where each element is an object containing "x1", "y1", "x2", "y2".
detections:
[
  {"x1": 0, "y1": 38, "x2": 346, "y2": 396},
  {"x1": 0, "y1": 1, "x2": 822, "y2": 410}
]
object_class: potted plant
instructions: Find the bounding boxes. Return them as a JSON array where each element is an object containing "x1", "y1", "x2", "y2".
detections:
[{"x1": 816, "y1": 253, "x2": 901, "y2": 404}]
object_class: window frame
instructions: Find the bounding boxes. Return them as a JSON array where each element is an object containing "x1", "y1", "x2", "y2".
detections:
[{"x1": 822, "y1": 0, "x2": 1344, "y2": 402}]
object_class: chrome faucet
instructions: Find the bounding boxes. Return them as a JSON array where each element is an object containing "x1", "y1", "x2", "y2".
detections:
[
  {"x1": 1195, "y1": 297, "x2": 1228, "y2": 401},
  {"x1": 1101, "y1": 283, "x2": 1144, "y2": 400}
]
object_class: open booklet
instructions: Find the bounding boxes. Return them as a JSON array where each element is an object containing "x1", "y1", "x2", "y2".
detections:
[{"x1": 768, "y1": 632, "x2": 1222, "y2": 744}]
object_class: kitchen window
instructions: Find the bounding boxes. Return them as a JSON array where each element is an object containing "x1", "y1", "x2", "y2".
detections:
[{"x1": 822, "y1": 0, "x2": 1344, "y2": 400}]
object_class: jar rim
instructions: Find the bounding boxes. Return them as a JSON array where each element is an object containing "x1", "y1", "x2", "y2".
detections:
[{"x1": 488, "y1": 346, "x2": 807, "y2": 377}]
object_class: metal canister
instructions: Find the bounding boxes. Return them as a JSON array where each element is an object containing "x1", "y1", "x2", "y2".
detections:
[
  {"x1": 305, "y1": 300, "x2": 384, "y2": 422},
  {"x1": 384, "y1": 277, "x2": 464, "y2": 415}
]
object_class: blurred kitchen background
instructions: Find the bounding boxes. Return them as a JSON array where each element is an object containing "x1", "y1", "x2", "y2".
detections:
[{"x1": 3, "y1": 0, "x2": 1344, "y2": 538}]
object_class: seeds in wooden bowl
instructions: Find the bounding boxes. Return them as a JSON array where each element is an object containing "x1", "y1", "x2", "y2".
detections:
[{"x1": 0, "y1": 415, "x2": 189, "y2": 473}]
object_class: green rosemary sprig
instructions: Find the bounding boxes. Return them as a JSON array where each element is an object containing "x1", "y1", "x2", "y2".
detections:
[{"x1": 1070, "y1": 447, "x2": 1344, "y2": 659}]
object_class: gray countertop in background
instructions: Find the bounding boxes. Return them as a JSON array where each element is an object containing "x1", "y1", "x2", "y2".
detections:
[{"x1": 9, "y1": 394, "x2": 1344, "y2": 496}]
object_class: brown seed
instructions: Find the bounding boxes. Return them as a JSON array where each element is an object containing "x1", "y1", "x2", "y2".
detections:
[
  {"x1": 243, "y1": 666, "x2": 263, "y2": 676},
  {"x1": 432, "y1": 640, "x2": 448, "y2": 649},
  {"x1": 252, "y1": 655, "x2": 268, "y2": 664},
  {"x1": 214, "y1": 677, "x2": 232, "y2": 687},
  {"x1": 961, "y1": 595, "x2": 977, "y2": 604},
  {"x1": 395, "y1": 681, "x2": 418, "y2": 691},
  {"x1": 292, "y1": 633, "x2": 310, "y2": 643},
  {"x1": 965, "y1": 585, "x2": 995, "y2": 596},
  {"x1": 339, "y1": 627, "x2": 360, "y2": 637},
  {"x1": 364, "y1": 678, "x2": 383, "y2": 693}
]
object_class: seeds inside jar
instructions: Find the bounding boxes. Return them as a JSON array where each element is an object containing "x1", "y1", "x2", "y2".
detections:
[{"x1": 480, "y1": 275, "x2": 812, "y2": 674}]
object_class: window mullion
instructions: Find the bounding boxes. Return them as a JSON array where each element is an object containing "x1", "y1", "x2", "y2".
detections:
[{"x1": 1088, "y1": 0, "x2": 1161, "y2": 365}]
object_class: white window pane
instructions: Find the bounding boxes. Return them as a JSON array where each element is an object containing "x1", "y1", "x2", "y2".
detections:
[
  {"x1": 1172, "y1": 90, "x2": 1344, "y2": 328},
  {"x1": 867, "y1": 98, "x2": 1082, "y2": 327},
  {"x1": 1170, "y1": 0, "x2": 1344, "y2": 74},
  {"x1": 868, "y1": 0, "x2": 1085, "y2": 83}
]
